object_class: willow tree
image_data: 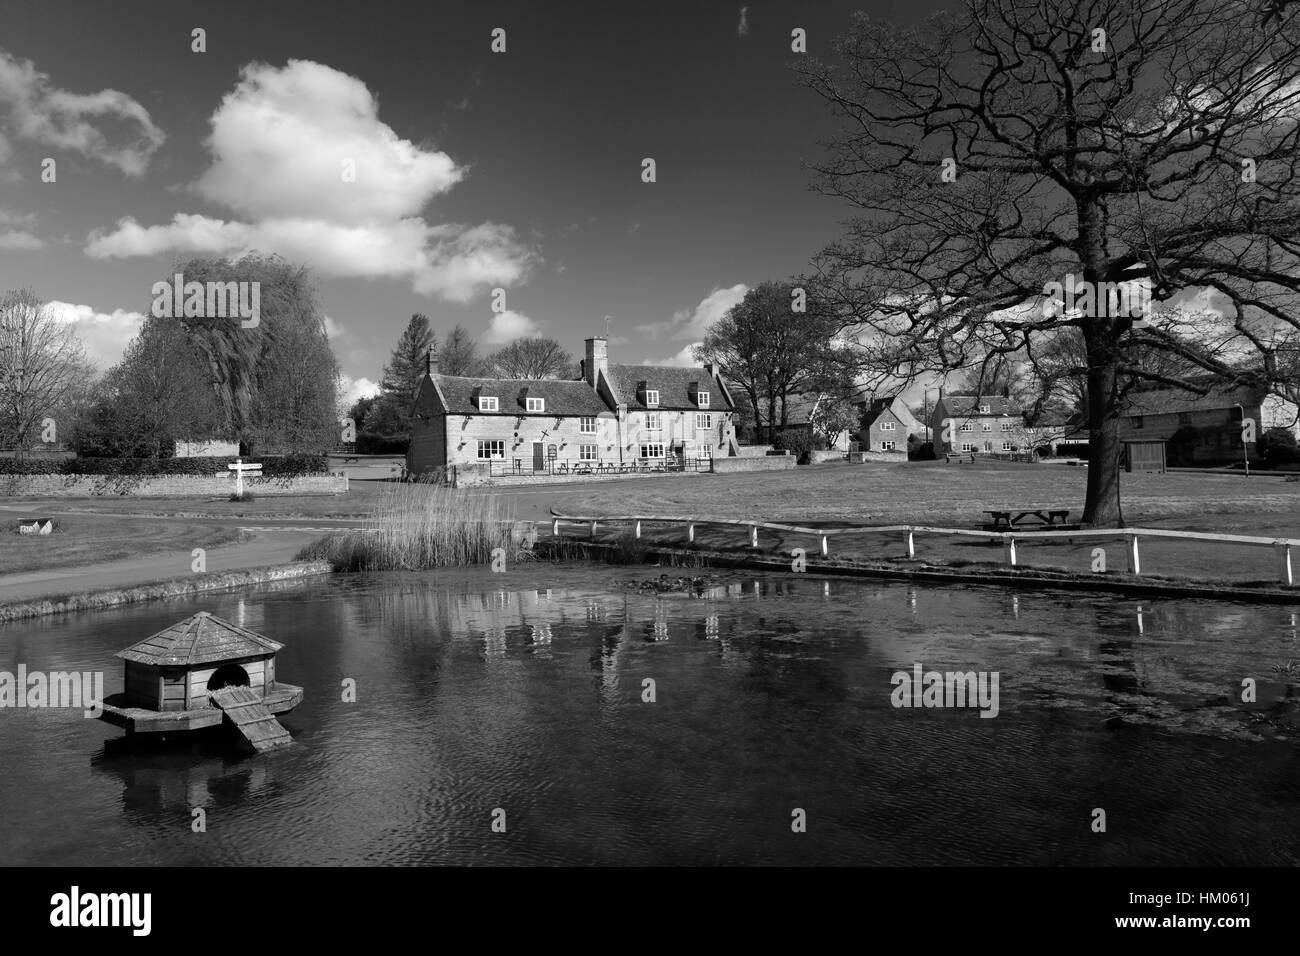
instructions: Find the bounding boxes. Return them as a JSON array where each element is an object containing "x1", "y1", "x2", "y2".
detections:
[{"x1": 799, "y1": 0, "x2": 1300, "y2": 526}]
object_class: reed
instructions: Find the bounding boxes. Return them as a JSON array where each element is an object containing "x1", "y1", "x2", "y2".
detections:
[{"x1": 297, "y1": 478, "x2": 515, "y2": 570}]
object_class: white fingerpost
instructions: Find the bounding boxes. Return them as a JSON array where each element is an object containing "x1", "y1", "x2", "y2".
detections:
[
  {"x1": 1127, "y1": 533, "x2": 1141, "y2": 575},
  {"x1": 227, "y1": 457, "x2": 262, "y2": 498},
  {"x1": 1277, "y1": 542, "x2": 1293, "y2": 586},
  {"x1": 820, "y1": 535, "x2": 829, "y2": 557}
]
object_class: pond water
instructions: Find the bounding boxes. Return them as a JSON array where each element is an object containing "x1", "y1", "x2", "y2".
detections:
[{"x1": 2, "y1": 566, "x2": 1299, "y2": 866}]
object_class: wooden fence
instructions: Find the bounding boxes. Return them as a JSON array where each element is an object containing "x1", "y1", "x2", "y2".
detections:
[{"x1": 548, "y1": 510, "x2": 1298, "y2": 586}]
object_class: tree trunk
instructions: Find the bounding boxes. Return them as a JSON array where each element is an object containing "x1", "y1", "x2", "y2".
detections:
[{"x1": 1077, "y1": 199, "x2": 1124, "y2": 529}]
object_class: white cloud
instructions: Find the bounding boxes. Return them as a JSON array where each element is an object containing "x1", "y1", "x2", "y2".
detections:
[
  {"x1": 84, "y1": 59, "x2": 535, "y2": 302},
  {"x1": 44, "y1": 301, "x2": 146, "y2": 369},
  {"x1": 636, "y1": 283, "x2": 747, "y2": 340},
  {"x1": 645, "y1": 343, "x2": 701, "y2": 367},
  {"x1": 338, "y1": 374, "x2": 381, "y2": 407},
  {"x1": 0, "y1": 230, "x2": 42, "y2": 250},
  {"x1": 0, "y1": 49, "x2": 164, "y2": 176},
  {"x1": 483, "y1": 309, "x2": 541, "y2": 346},
  {"x1": 737, "y1": 7, "x2": 750, "y2": 37}
]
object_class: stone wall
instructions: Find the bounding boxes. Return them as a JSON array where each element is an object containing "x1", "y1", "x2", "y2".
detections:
[
  {"x1": 711, "y1": 454, "x2": 796, "y2": 474},
  {"x1": 734, "y1": 444, "x2": 774, "y2": 457},
  {"x1": 847, "y1": 450, "x2": 908, "y2": 463},
  {"x1": 0, "y1": 473, "x2": 348, "y2": 498}
]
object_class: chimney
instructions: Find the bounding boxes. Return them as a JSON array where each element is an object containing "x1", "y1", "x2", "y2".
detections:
[
  {"x1": 584, "y1": 336, "x2": 608, "y2": 388},
  {"x1": 426, "y1": 343, "x2": 437, "y2": 375}
]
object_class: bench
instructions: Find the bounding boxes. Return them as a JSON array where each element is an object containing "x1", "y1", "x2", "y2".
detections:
[
  {"x1": 984, "y1": 509, "x2": 1075, "y2": 531},
  {"x1": 945, "y1": 452, "x2": 977, "y2": 464}
]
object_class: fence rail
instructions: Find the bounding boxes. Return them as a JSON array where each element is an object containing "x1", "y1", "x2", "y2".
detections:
[{"x1": 547, "y1": 509, "x2": 1299, "y2": 586}]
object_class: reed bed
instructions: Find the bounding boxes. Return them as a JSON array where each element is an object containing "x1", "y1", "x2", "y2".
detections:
[{"x1": 297, "y1": 479, "x2": 515, "y2": 571}]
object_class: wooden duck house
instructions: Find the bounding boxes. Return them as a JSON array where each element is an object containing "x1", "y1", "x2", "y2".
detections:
[{"x1": 99, "y1": 611, "x2": 303, "y2": 752}]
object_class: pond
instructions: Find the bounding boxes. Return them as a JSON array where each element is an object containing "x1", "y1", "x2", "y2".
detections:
[{"x1": 2, "y1": 566, "x2": 1298, "y2": 866}]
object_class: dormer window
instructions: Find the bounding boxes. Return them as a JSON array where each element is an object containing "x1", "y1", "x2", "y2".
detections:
[
  {"x1": 526, "y1": 397, "x2": 545, "y2": 413},
  {"x1": 978, "y1": 404, "x2": 991, "y2": 414},
  {"x1": 698, "y1": 391, "x2": 710, "y2": 408},
  {"x1": 645, "y1": 390, "x2": 660, "y2": 408},
  {"x1": 479, "y1": 396, "x2": 499, "y2": 412}
]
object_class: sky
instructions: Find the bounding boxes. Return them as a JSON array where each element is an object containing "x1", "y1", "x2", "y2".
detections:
[{"x1": 0, "y1": 0, "x2": 956, "y2": 402}]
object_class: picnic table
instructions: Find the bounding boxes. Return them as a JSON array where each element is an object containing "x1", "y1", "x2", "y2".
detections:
[{"x1": 984, "y1": 509, "x2": 1073, "y2": 531}]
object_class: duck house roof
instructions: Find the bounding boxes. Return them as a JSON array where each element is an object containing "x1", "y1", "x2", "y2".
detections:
[{"x1": 116, "y1": 611, "x2": 283, "y2": 667}]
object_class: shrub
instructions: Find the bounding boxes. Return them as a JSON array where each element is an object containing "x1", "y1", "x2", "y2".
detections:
[
  {"x1": 1260, "y1": 428, "x2": 1300, "y2": 467},
  {"x1": 773, "y1": 429, "x2": 816, "y2": 463},
  {"x1": 909, "y1": 441, "x2": 936, "y2": 461}
]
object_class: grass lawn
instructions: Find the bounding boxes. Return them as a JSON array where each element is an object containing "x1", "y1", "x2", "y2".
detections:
[
  {"x1": 5, "y1": 482, "x2": 387, "y2": 519},
  {"x1": 546, "y1": 460, "x2": 1300, "y2": 587},
  {"x1": 0, "y1": 518, "x2": 243, "y2": 575}
]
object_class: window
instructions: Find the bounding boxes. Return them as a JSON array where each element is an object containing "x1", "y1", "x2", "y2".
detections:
[
  {"x1": 961, "y1": 442, "x2": 976, "y2": 452},
  {"x1": 1001, "y1": 422, "x2": 1012, "y2": 432},
  {"x1": 1131, "y1": 415, "x2": 1144, "y2": 429},
  {"x1": 645, "y1": 390, "x2": 660, "y2": 407},
  {"x1": 579, "y1": 444, "x2": 598, "y2": 461},
  {"x1": 645, "y1": 412, "x2": 661, "y2": 430},
  {"x1": 880, "y1": 440, "x2": 896, "y2": 450},
  {"x1": 579, "y1": 416, "x2": 597, "y2": 434},
  {"x1": 959, "y1": 422, "x2": 973, "y2": 432},
  {"x1": 698, "y1": 444, "x2": 713, "y2": 459},
  {"x1": 476, "y1": 440, "x2": 505, "y2": 460},
  {"x1": 478, "y1": 396, "x2": 499, "y2": 412},
  {"x1": 525, "y1": 397, "x2": 545, "y2": 413},
  {"x1": 978, "y1": 404, "x2": 991, "y2": 414},
  {"x1": 698, "y1": 391, "x2": 710, "y2": 408},
  {"x1": 1002, "y1": 441, "x2": 1012, "y2": 451},
  {"x1": 981, "y1": 423, "x2": 992, "y2": 431},
  {"x1": 639, "y1": 443, "x2": 665, "y2": 459},
  {"x1": 696, "y1": 412, "x2": 712, "y2": 429},
  {"x1": 881, "y1": 421, "x2": 895, "y2": 431}
]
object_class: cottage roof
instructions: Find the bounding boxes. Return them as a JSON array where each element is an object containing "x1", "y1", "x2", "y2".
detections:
[
  {"x1": 860, "y1": 395, "x2": 914, "y2": 429},
  {"x1": 432, "y1": 374, "x2": 610, "y2": 417},
  {"x1": 606, "y1": 365, "x2": 732, "y2": 411},
  {"x1": 942, "y1": 394, "x2": 1022, "y2": 416},
  {"x1": 117, "y1": 611, "x2": 283, "y2": 667},
  {"x1": 1123, "y1": 383, "x2": 1264, "y2": 417}
]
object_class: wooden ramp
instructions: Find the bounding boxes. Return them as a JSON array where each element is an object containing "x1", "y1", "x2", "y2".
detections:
[{"x1": 209, "y1": 686, "x2": 292, "y2": 752}]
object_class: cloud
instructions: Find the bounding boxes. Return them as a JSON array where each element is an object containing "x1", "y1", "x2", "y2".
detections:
[
  {"x1": 737, "y1": 7, "x2": 750, "y2": 37},
  {"x1": 483, "y1": 309, "x2": 541, "y2": 345},
  {"x1": 84, "y1": 59, "x2": 535, "y2": 302},
  {"x1": 0, "y1": 230, "x2": 42, "y2": 250},
  {"x1": 0, "y1": 49, "x2": 164, "y2": 176},
  {"x1": 44, "y1": 301, "x2": 146, "y2": 369},
  {"x1": 643, "y1": 344, "x2": 702, "y2": 367},
  {"x1": 636, "y1": 283, "x2": 747, "y2": 340},
  {"x1": 338, "y1": 374, "x2": 381, "y2": 406}
]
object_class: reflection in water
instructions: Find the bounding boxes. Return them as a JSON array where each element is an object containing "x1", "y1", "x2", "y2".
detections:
[{"x1": 2, "y1": 567, "x2": 1299, "y2": 866}]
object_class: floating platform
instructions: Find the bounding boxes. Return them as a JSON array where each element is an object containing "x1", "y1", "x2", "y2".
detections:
[{"x1": 99, "y1": 683, "x2": 303, "y2": 735}]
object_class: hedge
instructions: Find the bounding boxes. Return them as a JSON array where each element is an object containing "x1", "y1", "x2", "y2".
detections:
[{"x1": 0, "y1": 454, "x2": 330, "y2": 477}]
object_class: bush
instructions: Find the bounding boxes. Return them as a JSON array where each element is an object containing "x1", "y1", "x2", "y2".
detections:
[
  {"x1": 773, "y1": 429, "x2": 816, "y2": 464},
  {"x1": 0, "y1": 454, "x2": 330, "y2": 477},
  {"x1": 1260, "y1": 428, "x2": 1300, "y2": 467},
  {"x1": 909, "y1": 441, "x2": 936, "y2": 461}
]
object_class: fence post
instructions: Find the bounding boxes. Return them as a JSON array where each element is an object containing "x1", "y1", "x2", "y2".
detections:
[
  {"x1": 634, "y1": 520, "x2": 642, "y2": 539},
  {"x1": 590, "y1": 520, "x2": 598, "y2": 540},
  {"x1": 687, "y1": 523, "x2": 695, "y2": 544},
  {"x1": 906, "y1": 530, "x2": 915, "y2": 558},
  {"x1": 749, "y1": 525, "x2": 758, "y2": 548},
  {"x1": 820, "y1": 535, "x2": 829, "y2": 557},
  {"x1": 1127, "y1": 533, "x2": 1141, "y2": 575},
  {"x1": 552, "y1": 518, "x2": 559, "y2": 537},
  {"x1": 1004, "y1": 535, "x2": 1017, "y2": 566},
  {"x1": 1277, "y1": 542, "x2": 1294, "y2": 586}
]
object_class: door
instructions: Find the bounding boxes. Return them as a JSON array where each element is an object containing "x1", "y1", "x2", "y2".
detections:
[{"x1": 532, "y1": 442, "x2": 545, "y2": 471}]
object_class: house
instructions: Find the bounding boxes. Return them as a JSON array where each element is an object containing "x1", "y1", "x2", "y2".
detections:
[
  {"x1": 1021, "y1": 410, "x2": 1090, "y2": 457},
  {"x1": 855, "y1": 394, "x2": 925, "y2": 453},
  {"x1": 929, "y1": 393, "x2": 1028, "y2": 456},
  {"x1": 1117, "y1": 382, "x2": 1299, "y2": 466},
  {"x1": 407, "y1": 337, "x2": 738, "y2": 475}
]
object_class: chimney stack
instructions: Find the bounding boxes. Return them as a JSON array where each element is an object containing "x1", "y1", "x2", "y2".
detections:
[
  {"x1": 584, "y1": 337, "x2": 608, "y2": 388},
  {"x1": 426, "y1": 343, "x2": 437, "y2": 375}
]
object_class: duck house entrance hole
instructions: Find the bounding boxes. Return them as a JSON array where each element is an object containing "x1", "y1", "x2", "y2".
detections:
[{"x1": 208, "y1": 664, "x2": 250, "y2": 693}]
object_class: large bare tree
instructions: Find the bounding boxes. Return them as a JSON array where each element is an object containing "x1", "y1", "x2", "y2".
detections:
[
  {"x1": 0, "y1": 289, "x2": 90, "y2": 458},
  {"x1": 799, "y1": 0, "x2": 1300, "y2": 526}
]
